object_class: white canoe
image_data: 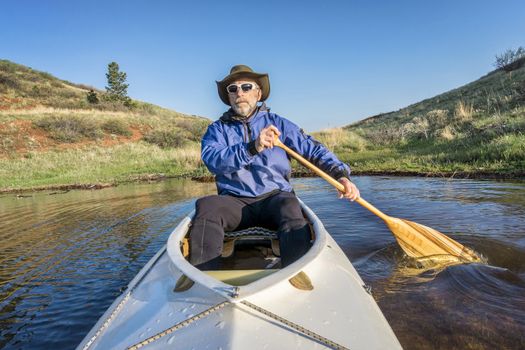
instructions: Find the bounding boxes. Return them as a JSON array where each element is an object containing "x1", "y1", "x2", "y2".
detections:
[{"x1": 78, "y1": 199, "x2": 402, "y2": 350}]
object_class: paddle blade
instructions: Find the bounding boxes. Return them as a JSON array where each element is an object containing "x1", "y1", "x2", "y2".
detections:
[{"x1": 385, "y1": 217, "x2": 482, "y2": 262}]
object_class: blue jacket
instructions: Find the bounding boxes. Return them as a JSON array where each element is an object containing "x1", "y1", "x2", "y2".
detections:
[{"x1": 201, "y1": 104, "x2": 351, "y2": 197}]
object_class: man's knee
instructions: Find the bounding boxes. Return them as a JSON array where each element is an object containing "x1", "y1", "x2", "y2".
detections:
[
  {"x1": 195, "y1": 195, "x2": 221, "y2": 214},
  {"x1": 194, "y1": 195, "x2": 228, "y2": 223},
  {"x1": 269, "y1": 193, "x2": 307, "y2": 230}
]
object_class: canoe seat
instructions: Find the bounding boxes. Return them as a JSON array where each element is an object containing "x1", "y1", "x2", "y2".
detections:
[
  {"x1": 222, "y1": 227, "x2": 280, "y2": 258},
  {"x1": 205, "y1": 269, "x2": 278, "y2": 286},
  {"x1": 179, "y1": 227, "x2": 279, "y2": 260}
]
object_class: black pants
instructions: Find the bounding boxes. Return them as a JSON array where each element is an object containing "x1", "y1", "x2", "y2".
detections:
[{"x1": 189, "y1": 190, "x2": 311, "y2": 268}]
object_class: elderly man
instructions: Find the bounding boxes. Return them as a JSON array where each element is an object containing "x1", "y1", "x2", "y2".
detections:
[{"x1": 190, "y1": 65, "x2": 359, "y2": 269}]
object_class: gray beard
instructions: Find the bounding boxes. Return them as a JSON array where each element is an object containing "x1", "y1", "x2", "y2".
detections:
[{"x1": 232, "y1": 102, "x2": 257, "y2": 118}]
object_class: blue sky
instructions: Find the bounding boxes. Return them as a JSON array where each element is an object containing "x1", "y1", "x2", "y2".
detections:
[{"x1": 1, "y1": 0, "x2": 524, "y2": 131}]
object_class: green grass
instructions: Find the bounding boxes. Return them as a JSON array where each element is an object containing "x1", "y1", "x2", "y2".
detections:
[
  {"x1": 312, "y1": 60, "x2": 525, "y2": 177},
  {"x1": 0, "y1": 142, "x2": 205, "y2": 190}
]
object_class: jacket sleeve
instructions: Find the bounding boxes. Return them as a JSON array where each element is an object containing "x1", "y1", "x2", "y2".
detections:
[
  {"x1": 278, "y1": 116, "x2": 351, "y2": 180},
  {"x1": 201, "y1": 122, "x2": 256, "y2": 175}
]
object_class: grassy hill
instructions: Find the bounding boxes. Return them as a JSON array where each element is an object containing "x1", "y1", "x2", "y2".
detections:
[
  {"x1": 2, "y1": 57, "x2": 523, "y2": 192},
  {"x1": 0, "y1": 59, "x2": 210, "y2": 191},
  {"x1": 314, "y1": 58, "x2": 525, "y2": 177}
]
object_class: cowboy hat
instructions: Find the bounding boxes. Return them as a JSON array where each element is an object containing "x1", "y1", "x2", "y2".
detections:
[{"x1": 216, "y1": 65, "x2": 270, "y2": 106}]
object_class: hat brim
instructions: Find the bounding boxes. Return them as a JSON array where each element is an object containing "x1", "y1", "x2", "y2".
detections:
[{"x1": 216, "y1": 71, "x2": 270, "y2": 106}]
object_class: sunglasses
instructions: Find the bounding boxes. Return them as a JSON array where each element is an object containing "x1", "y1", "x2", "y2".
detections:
[{"x1": 226, "y1": 83, "x2": 258, "y2": 94}]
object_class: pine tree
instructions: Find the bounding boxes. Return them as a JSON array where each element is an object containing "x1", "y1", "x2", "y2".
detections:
[{"x1": 105, "y1": 62, "x2": 130, "y2": 104}]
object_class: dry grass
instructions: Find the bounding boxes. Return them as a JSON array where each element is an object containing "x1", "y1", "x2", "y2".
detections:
[
  {"x1": 313, "y1": 127, "x2": 369, "y2": 152},
  {"x1": 455, "y1": 100, "x2": 474, "y2": 121},
  {"x1": 314, "y1": 127, "x2": 348, "y2": 149},
  {"x1": 0, "y1": 106, "x2": 141, "y2": 117},
  {"x1": 439, "y1": 125, "x2": 456, "y2": 140}
]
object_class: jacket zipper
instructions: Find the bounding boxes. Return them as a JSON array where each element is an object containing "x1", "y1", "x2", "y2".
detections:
[{"x1": 242, "y1": 122, "x2": 252, "y2": 143}]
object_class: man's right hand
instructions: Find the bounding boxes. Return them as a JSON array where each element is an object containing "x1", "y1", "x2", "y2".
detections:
[{"x1": 256, "y1": 125, "x2": 281, "y2": 153}]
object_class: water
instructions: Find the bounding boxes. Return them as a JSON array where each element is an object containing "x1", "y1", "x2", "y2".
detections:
[{"x1": 1, "y1": 177, "x2": 524, "y2": 349}]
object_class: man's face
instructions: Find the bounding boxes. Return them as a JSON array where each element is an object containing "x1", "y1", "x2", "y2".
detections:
[{"x1": 227, "y1": 79, "x2": 262, "y2": 117}]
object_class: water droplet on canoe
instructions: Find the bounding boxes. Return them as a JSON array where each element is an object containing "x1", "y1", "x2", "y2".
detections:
[
  {"x1": 168, "y1": 336, "x2": 176, "y2": 344},
  {"x1": 181, "y1": 307, "x2": 188, "y2": 313},
  {"x1": 168, "y1": 312, "x2": 173, "y2": 317},
  {"x1": 215, "y1": 321, "x2": 225, "y2": 329}
]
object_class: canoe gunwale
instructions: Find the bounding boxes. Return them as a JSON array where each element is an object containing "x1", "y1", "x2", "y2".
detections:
[
  {"x1": 166, "y1": 199, "x2": 328, "y2": 301},
  {"x1": 78, "y1": 245, "x2": 169, "y2": 350}
]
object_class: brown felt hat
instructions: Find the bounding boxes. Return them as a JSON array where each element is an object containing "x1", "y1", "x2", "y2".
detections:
[{"x1": 216, "y1": 65, "x2": 270, "y2": 106}]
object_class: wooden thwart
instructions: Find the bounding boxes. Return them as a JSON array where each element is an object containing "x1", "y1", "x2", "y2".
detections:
[{"x1": 274, "y1": 137, "x2": 481, "y2": 263}]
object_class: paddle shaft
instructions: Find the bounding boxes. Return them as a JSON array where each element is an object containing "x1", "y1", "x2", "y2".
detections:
[
  {"x1": 274, "y1": 137, "x2": 481, "y2": 262},
  {"x1": 274, "y1": 139, "x2": 390, "y2": 222}
]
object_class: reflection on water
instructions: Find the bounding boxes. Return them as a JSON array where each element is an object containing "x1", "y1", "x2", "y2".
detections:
[
  {"x1": 0, "y1": 179, "x2": 215, "y2": 349},
  {"x1": 298, "y1": 177, "x2": 525, "y2": 350},
  {"x1": 1, "y1": 176, "x2": 525, "y2": 349}
]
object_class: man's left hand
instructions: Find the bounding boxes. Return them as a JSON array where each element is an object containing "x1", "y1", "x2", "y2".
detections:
[{"x1": 337, "y1": 178, "x2": 360, "y2": 201}]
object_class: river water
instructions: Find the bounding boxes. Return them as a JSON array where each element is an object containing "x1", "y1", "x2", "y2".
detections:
[{"x1": 0, "y1": 177, "x2": 524, "y2": 349}]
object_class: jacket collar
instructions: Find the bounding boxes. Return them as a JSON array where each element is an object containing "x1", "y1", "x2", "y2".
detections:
[{"x1": 220, "y1": 103, "x2": 269, "y2": 124}]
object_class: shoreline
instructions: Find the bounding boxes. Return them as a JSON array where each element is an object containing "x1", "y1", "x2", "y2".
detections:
[{"x1": 2, "y1": 170, "x2": 524, "y2": 195}]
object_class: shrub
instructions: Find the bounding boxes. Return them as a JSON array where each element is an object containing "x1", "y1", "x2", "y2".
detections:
[
  {"x1": 30, "y1": 85, "x2": 53, "y2": 98},
  {"x1": 56, "y1": 88, "x2": 78, "y2": 100},
  {"x1": 102, "y1": 119, "x2": 132, "y2": 136},
  {"x1": 51, "y1": 81, "x2": 66, "y2": 89},
  {"x1": 494, "y1": 47, "x2": 525, "y2": 71},
  {"x1": 0, "y1": 72, "x2": 20, "y2": 92},
  {"x1": 411, "y1": 116, "x2": 430, "y2": 139},
  {"x1": 87, "y1": 90, "x2": 99, "y2": 104},
  {"x1": 426, "y1": 109, "x2": 449, "y2": 126},
  {"x1": 455, "y1": 101, "x2": 474, "y2": 121},
  {"x1": 143, "y1": 129, "x2": 187, "y2": 148},
  {"x1": 515, "y1": 80, "x2": 525, "y2": 101},
  {"x1": 34, "y1": 115, "x2": 103, "y2": 142},
  {"x1": 175, "y1": 119, "x2": 209, "y2": 141},
  {"x1": 488, "y1": 134, "x2": 525, "y2": 161},
  {"x1": 439, "y1": 125, "x2": 456, "y2": 140}
]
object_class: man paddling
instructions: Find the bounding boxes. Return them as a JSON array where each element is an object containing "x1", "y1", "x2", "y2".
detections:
[{"x1": 190, "y1": 64, "x2": 359, "y2": 269}]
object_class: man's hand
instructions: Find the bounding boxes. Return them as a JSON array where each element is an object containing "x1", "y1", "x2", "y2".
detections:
[
  {"x1": 337, "y1": 178, "x2": 360, "y2": 201},
  {"x1": 256, "y1": 125, "x2": 281, "y2": 153}
]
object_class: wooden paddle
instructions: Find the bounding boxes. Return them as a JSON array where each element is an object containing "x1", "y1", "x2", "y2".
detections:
[{"x1": 273, "y1": 137, "x2": 481, "y2": 262}]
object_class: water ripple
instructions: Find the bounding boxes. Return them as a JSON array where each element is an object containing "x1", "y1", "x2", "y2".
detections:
[{"x1": 1, "y1": 177, "x2": 524, "y2": 349}]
